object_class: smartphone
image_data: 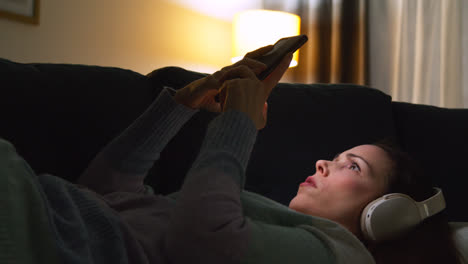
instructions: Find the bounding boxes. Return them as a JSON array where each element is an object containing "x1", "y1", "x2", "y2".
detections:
[
  {"x1": 254, "y1": 34, "x2": 308, "y2": 80},
  {"x1": 214, "y1": 35, "x2": 307, "y2": 102}
]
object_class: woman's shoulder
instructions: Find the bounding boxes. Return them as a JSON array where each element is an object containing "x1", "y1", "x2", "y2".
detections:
[{"x1": 241, "y1": 190, "x2": 376, "y2": 264}]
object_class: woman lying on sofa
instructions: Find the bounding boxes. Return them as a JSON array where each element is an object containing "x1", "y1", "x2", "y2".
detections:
[{"x1": 0, "y1": 46, "x2": 461, "y2": 264}]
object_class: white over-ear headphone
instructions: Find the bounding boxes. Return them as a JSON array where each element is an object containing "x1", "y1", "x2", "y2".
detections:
[{"x1": 360, "y1": 187, "x2": 446, "y2": 242}]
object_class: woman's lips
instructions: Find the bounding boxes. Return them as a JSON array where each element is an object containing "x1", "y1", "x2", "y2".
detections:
[
  {"x1": 300, "y1": 182, "x2": 315, "y2": 187},
  {"x1": 300, "y1": 176, "x2": 317, "y2": 188}
]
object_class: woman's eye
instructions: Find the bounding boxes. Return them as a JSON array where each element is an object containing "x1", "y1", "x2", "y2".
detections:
[{"x1": 349, "y1": 162, "x2": 360, "y2": 172}]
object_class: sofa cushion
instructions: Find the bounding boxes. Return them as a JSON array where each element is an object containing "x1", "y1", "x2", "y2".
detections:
[
  {"x1": 450, "y1": 222, "x2": 468, "y2": 263},
  {"x1": 146, "y1": 67, "x2": 397, "y2": 207}
]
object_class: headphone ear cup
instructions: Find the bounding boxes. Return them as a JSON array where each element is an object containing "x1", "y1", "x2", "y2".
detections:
[{"x1": 361, "y1": 194, "x2": 422, "y2": 242}]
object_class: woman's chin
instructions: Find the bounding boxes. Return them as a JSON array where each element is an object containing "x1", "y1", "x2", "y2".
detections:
[{"x1": 288, "y1": 196, "x2": 307, "y2": 214}]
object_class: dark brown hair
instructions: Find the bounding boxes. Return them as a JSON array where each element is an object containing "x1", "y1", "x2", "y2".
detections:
[{"x1": 367, "y1": 140, "x2": 461, "y2": 264}]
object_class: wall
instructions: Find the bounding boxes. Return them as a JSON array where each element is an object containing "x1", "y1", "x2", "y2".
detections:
[{"x1": 0, "y1": 0, "x2": 233, "y2": 74}]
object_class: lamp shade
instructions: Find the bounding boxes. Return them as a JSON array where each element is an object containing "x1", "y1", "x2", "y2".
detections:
[{"x1": 232, "y1": 10, "x2": 301, "y2": 67}]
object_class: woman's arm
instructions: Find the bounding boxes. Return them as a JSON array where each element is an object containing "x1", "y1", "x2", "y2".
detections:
[
  {"x1": 164, "y1": 109, "x2": 257, "y2": 263},
  {"x1": 163, "y1": 53, "x2": 297, "y2": 263}
]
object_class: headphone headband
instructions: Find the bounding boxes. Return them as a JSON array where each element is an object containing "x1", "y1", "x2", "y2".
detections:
[{"x1": 417, "y1": 187, "x2": 446, "y2": 220}]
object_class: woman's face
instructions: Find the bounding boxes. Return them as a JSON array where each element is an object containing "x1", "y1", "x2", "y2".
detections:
[{"x1": 289, "y1": 144, "x2": 393, "y2": 236}]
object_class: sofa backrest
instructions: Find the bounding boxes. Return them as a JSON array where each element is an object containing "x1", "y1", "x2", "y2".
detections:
[{"x1": 2, "y1": 58, "x2": 466, "y2": 222}]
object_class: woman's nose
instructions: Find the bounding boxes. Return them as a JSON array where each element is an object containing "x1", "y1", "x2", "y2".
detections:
[{"x1": 315, "y1": 160, "x2": 329, "y2": 177}]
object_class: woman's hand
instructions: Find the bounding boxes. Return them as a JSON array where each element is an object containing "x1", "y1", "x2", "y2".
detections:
[
  {"x1": 220, "y1": 52, "x2": 293, "y2": 130},
  {"x1": 174, "y1": 52, "x2": 268, "y2": 112}
]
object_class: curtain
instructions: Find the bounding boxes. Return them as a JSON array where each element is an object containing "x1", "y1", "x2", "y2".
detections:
[
  {"x1": 265, "y1": 0, "x2": 467, "y2": 108},
  {"x1": 368, "y1": 0, "x2": 467, "y2": 108},
  {"x1": 264, "y1": 0, "x2": 368, "y2": 84}
]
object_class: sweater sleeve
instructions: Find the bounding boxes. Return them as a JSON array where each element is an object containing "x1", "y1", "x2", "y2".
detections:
[
  {"x1": 163, "y1": 111, "x2": 337, "y2": 264},
  {"x1": 77, "y1": 87, "x2": 198, "y2": 194},
  {"x1": 164, "y1": 110, "x2": 256, "y2": 264}
]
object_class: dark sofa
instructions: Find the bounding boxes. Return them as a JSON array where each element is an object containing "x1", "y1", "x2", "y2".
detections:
[{"x1": 1, "y1": 58, "x2": 467, "y2": 222}]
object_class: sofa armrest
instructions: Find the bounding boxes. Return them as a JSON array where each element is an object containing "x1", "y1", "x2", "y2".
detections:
[{"x1": 0, "y1": 58, "x2": 158, "y2": 182}]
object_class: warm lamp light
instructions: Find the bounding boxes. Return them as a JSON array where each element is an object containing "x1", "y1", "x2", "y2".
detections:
[{"x1": 232, "y1": 10, "x2": 301, "y2": 67}]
